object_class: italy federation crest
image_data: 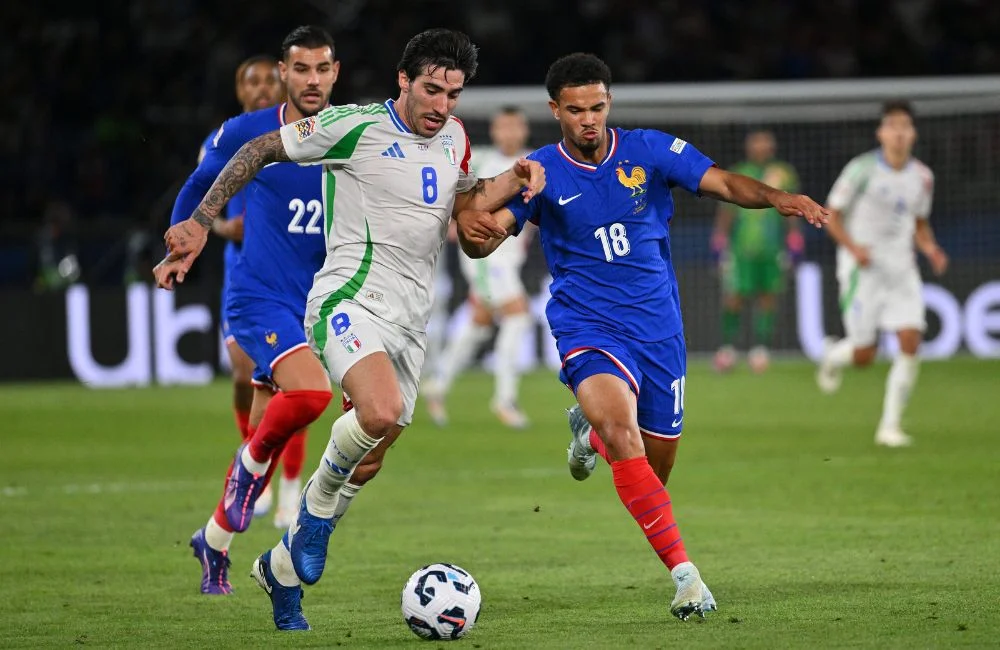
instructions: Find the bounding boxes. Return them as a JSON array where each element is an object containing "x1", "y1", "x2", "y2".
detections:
[
  {"x1": 440, "y1": 134, "x2": 457, "y2": 166},
  {"x1": 340, "y1": 332, "x2": 362, "y2": 353}
]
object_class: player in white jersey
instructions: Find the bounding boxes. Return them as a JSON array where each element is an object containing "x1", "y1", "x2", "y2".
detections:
[
  {"x1": 158, "y1": 29, "x2": 545, "y2": 630},
  {"x1": 816, "y1": 100, "x2": 949, "y2": 447},
  {"x1": 424, "y1": 105, "x2": 536, "y2": 428}
]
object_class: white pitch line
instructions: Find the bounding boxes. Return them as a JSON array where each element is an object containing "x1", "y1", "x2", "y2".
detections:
[{"x1": 0, "y1": 480, "x2": 216, "y2": 498}]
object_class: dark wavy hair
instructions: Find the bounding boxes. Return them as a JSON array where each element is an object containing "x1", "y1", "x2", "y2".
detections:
[{"x1": 397, "y1": 28, "x2": 478, "y2": 83}]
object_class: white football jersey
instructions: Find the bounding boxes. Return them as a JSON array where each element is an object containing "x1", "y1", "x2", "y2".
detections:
[
  {"x1": 280, "y1": 100, "x2": 477, "y2": 332},
  {"x1": 827, "y1": 149, "x2": 934, "y2": 276}
]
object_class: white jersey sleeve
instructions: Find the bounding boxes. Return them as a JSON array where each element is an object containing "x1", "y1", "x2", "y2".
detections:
[
  {"x1": 280, "y1": 104, "x2": 389, "y2": 165},
  {"x1": 914, "y1": 162, "x2": 934, "y2": 219},
  {"x1": 827, "y1": 152, "x2": 877, "y2": 212}
]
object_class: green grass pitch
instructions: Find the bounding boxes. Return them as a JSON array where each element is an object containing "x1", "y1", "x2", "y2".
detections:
[{"x1": 2, "y1": 358, "x2": 999, "y2": 648}]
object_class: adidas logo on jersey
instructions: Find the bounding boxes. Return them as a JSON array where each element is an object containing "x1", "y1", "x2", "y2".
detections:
[{"x1": 380, "y1": 142, "x2": 405, "y2": 158}]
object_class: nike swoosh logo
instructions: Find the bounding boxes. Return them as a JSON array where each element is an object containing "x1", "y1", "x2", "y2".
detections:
[
  {"x1": 643, "y1": 515, "x2": 663, "y2": 530},
  {"x1": 672, "y1": 418, "x2": 683, "y2": 428},
  {"x1": 558, "y1": 193, "x2": 582, "y2": 206}
]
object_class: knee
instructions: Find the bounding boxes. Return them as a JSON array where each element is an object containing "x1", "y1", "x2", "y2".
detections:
[
  {"x1": 593, "y1": 420, "x2": 643, "y2": 460},
  {"x1": 899, "y1": 337, "x2": 921, "y2": 356},
  {"x1": 356, "y1": 399, "x2": 403, "y2": 437},
  {"x1": 854, "y1": 346, "x2": 877, "y2": 367}
]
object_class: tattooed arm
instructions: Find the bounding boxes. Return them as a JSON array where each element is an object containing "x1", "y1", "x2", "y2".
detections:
[
  {"x1": 167, "y1": 131, "x2": 289, "y2": 244},
  {"x1": 452, "y1": 158, "x2": 546, "y2": 216},
  {"x1": 155, "y1": 130, "x2": 289, "y2": 290}
]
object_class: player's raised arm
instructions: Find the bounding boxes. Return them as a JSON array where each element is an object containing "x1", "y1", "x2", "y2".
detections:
[
  {"x1": 697, "y1": 166, "x2": 829, "y2": 228},
  {"x1": 454, "y1": 207, "x2": 518, "y2": 258},
  {"x1": 453, "y1": 158, "x2": 546, "y2": 215}
]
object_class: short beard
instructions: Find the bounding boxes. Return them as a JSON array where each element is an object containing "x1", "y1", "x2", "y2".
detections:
[
  {"x1": 403, "y1": 93, "x2": 435, "y2": 138},
  {"x1": 290, "y1": 93, "x2": 326, "y2": 118},
  {"x1": 574, "y1": 137, "x2": 600, "y2": 154}
]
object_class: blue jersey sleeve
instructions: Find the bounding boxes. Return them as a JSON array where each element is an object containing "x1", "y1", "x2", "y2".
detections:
[
  {"x1": 502, "y1": 152, "x2": 542, "y2": 234},
  {"x1": 644, "y1": 130, "x2": 715, "y2": 195},
  {"x1": 169, "y1": 117, "x2": 246, "y2": 226}
]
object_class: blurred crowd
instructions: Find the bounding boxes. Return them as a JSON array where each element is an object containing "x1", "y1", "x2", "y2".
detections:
[{"x1": 1, "y1": 0, "x2": 998, "y2": 287}]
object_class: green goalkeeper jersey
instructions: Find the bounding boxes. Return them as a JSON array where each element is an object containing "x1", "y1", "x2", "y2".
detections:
[{"x1": 728, "y1": 159, "x2": 800, "y2": 258}]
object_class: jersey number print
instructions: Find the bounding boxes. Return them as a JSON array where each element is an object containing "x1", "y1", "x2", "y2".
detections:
[{"x1": 594, "y1": 223, "x2": 631, "y2": 262}]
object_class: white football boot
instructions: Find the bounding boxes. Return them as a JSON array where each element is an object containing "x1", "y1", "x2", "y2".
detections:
[
  {"x1": 815, "y1": 336, "x2": 844, "y2": 394},
  {"x1": 670, "y1": 562, "x2": 717, "y2": 621},
  {"x1": 566, "y1": 404, "x2": 597, "y2": 481},
  {"x1": 875, "y1": 426, "x2": 913, "y2": 448}
]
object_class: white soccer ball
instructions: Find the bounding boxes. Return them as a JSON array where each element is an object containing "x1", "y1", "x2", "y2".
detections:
[{"x1": 401, "y1": 563, "x2": 481, "y2": 641}]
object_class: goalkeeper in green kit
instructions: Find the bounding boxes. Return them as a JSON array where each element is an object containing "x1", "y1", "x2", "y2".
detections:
[{"x1": 711, "y1": 130, "x2": 803, "y2": 373}]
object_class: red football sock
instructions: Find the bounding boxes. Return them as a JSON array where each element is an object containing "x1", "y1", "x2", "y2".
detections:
[
  {"x1": 233, "y1": 409, "x2": 251, "y2": 441},
  {"x1": 589, "y1": 429, "x2": 610, "y2": 463},
  {"x1": 247, "y1": 390, "x2": 331, "y2": 463},
  {"x1": 281, "y1": 429, "x2": 308, "y2": 480},
  {"x1": 611, "y1": 456, "x2": 689, "y2": 570}
]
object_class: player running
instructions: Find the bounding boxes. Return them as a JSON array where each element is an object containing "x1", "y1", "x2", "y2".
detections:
[
  {"x1": 455, "y1": 53, "x2": 828, "y2": 621},
  {"x1": 159, "y1": 25, "x2": 340, "y2": 596},
  {"x1": 158, "y1": 29, "x2": 545, "y2": 630},
  {"x1": 423, "y1": 105, "x2": 536, "y2": 428},
  {"x1": 815, "y1": 99, "x2": 947, "y2": 447},
  {"x1": 711, "y1": 129, "x2": 803, "y2": 373},
  {"x1": 198, "y1": 54, "x2": 285, "y2": 518}
]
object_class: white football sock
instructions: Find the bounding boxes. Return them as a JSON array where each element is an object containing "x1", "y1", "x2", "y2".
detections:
[
  {"x1": 330, "y1": 482, "x2": 361, "y2": 527},
  {"x1": 278, "y1": 476, "x2": 301, "y2": 512},
  {"x1": 205, "y1": 516, "x2": 234, "y2": 552},
  {"x1": 879, "y1": 353, "x2": 919, "y2": 430},
  {"x1": 826, "y1": 338, "x2": 855, "y2": 367},
  {"x1": 240, "y1": 446, "x2": 270, "y2": 475},
  {"x1": 437, "y1": 322, "x2": 492, "y2": 392},
  {"x1": 270, "y1": 536, "x2": 300, "y2": 587},
  {"x1": 493, "y1": 313, "x2": 532, "y2": 405},
  {"x1": 304, "y1": 409, "x2": 381, "y2": 518}
]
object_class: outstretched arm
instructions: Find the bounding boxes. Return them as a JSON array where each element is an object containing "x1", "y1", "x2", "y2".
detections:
[
  {"x1": 452, "y1": 158, "x2": 545, "y2": 215},
  {"x1": 180, "y1": 131, "x2": 288, "y2": 234},
  {"x1": 698, "y1": 166, "x2": 829, "y2": 228},
  {"x1": 155, "y1": 131, "x2": 289, "y2": 289}
]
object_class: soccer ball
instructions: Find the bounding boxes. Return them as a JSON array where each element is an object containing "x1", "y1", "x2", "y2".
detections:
[{"x1": 401, "y1": 563, "x2": 481, "y2": 640}]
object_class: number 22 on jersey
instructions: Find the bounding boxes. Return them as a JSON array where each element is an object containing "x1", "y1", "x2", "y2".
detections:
[{"x1": 287, "y1": 198, "x2": 323, "y2": 234}]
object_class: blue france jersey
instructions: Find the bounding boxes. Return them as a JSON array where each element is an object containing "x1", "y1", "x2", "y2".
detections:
[
  {"x1": 172, "y1": 104, "x2": 326, "y2": 311},
  {"x1": 506, "y1": 127, "x2": 714, "y2": 342},
  {"x1": 198, "y1": 129, "x2": 245, "y2": 275}
]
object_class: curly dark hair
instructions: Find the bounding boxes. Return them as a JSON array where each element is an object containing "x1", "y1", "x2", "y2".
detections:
[{"x1": 545, "y1": 53, "x2": 612, "y2": 101}]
